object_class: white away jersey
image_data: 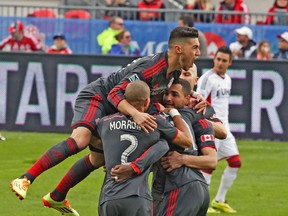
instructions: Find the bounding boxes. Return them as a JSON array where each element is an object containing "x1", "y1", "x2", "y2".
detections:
[{"x1": 196, "y1": 69, "x2": 231, "y2": 129}]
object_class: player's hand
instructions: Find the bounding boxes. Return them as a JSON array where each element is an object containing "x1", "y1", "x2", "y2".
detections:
[
  {"x1": 161, "y1": 151, "x2": 184, "y2": 172},
  {"x1": 188, "y1": 94, "x2": 207, "y2": 115},
  {"x1": 132, "y1": 111, "x2": 157, "y2": 133},
  {"x1": 111, "y1": 164, "x2": 136, "y2": 182}
]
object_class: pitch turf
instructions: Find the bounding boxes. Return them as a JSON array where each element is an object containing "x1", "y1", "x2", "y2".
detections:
[{"x1": 1, "y1": 131, "x2": 288, "y2": 215}]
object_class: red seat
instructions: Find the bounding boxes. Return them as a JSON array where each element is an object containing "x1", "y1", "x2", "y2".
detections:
[
  {"x1": 27, "y1": 9, "x2": 57, "y2": 18},
  {"x1": 65, "y1": 10, "x2": 91, "y2": 19}
]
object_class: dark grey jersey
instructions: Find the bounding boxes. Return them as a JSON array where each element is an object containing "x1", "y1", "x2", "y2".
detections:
[
  {"x1": 162, "y1": 108, "x2": 215, "y2": 192},
  {"x1": 96, "y1": 112, "x2": 180, "y2": 204}
]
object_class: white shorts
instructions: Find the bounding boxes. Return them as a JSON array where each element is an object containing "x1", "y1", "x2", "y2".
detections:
[{"x1": 215, "y1": 133, "x2": 239, "y2": 160}]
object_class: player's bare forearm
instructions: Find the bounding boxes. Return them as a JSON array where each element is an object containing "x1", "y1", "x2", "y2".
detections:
[
  {"x1": 163, "y1": 108, "x2": 192, "y2": 148},
  {"x1": 208, "y1": 120, "x2": 227, "y2": 140},
  {"x1": 182, "y1": 148, "x2": 217, "y2": 170}
]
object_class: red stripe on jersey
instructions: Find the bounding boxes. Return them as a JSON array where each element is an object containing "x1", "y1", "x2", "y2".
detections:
[
  {"x1": 198, "y1": 119, "x2": 210, "y2": 129},
  {"x1": 108, "y1": 81, "x2": 130, "y2": 107},
  {"x1": 133, "y1": 145, "x2": 153, "y2": 174},
  {"x1": 200, "y1": 146, "x2": 216, "y2": 151},
  {"x1": 167, "y1": 188, "x2": 179, "y2": 216},
  {"x1": 143, "y1": 59, "x2": 166, "y2": 79},
  {"x1": 130, "y1": 162, "x2": 141, "y2": 175},
  {"x1": 145, "y1": 61, "x2": 167, "y2": 79}
]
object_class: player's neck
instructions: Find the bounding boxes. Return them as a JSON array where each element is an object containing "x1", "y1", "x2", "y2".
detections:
[{"x1": 166, "y1": 50, "x2": 180, "y2": 78}]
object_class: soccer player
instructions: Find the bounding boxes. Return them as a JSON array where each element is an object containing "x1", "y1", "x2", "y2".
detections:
[
  {"x1": 112, "y1": 79, "x2": 218, "y2": 216},
  {"x1": 180, "y1": 64, "x2": 227, "y2": 140},
  {"x1": 97, "y1": 80, "x2": 193, "y2": 216},
  {"x1": 10, "y1": 26, "x2": 201, "y2": 213},
  {"x1": 196, "y1": 46, "x2": 241, "y2": 213}
]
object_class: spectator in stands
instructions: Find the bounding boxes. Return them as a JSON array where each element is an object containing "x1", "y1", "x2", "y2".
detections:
[
  {"x1": 0, "y1": 20, "x2": 42, "y2": 52},
  {"x1": 138, "y1": 0, "x2": 165, "y2": 21},
  {"x1": 265, "y1": 0, "x2": 288, "y2": 25},
  {"x1": 184, "y1": 0, "x2": 215, "y2": 23},
  {"x1": 214, "y1": 0, "x2": 250, "y2": 24},
  {"x1": 178, "y1": 14, "x2": 208, "y2": 57},
  {"x1": 256, "y1": 40, "x2": 272, "y2": 60},
  {"x1": 47, "y1": 34, "x2": 72, "y2": 54},
  {"x1": 108, "y1": 29, "x2": 140, "y2": 56},
  {"x1": 229, "y1": 26, "x2": 257, "y2": 59},
  {"x1": 273, "y1": 32, "x2": 288, "y2": 60},
  {"x1": 105, "y1": 0, "x2": 137, "y2": 20},
  {"x1": 97, "y1": 16, "x2": 124, "y2": 54}
]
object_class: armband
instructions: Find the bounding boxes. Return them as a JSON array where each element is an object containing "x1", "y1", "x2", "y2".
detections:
[{"x1": 169, "y1": 109, "x2": 180, "y2": 118}]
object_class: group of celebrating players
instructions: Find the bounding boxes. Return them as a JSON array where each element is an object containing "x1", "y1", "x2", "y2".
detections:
[{"x1": 10, "y1": 26, "x2": 241, "y2": 216}]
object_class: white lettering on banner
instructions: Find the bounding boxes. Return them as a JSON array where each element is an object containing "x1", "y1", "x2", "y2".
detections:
[
  {"x1": 228, "y1": 69, "x2": 246, "y2": 133},
  {"x1": 56, "y1": 64, "x2": 88, "y2": 126},
  {"x1": 16, "y1": 62, "x2": 50, "y2": 125},
  {"x1": 91, "y1": 65, "x2": 122, "y2": 78},
  {"x1": 155, "y1": 41, "x2": 168, "y2": 53},
  {"x1": 141, "y1": 41, "x2": 156, "y2": 56},
  {"x1": 0, "y1": 62, "x2": 18, "y2": 124},
  {"x1": 251, "y1": 70, "x2": 284, "y2": 134}
]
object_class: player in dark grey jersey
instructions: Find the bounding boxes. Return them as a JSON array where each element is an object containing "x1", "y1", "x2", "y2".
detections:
[
  {"x1": 97, "y1": 80, "x2": 193, "y2": 216},
  {"x1": 112, "y1": 79, "x2": 218, "y2": 216},
  {"x1": 10, "y1": 26, "x2": 201, "y2": 215}
]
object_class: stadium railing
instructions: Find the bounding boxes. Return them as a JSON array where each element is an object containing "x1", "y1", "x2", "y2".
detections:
[{"x1": 0, "y1": 4, "x2": 287, "y2": 25}]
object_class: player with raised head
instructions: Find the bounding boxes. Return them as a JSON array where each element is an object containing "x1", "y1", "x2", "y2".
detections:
[
  {"x1": 197, "y1": 46, "x2": 241, "y2": 213},
  {"x1": 10, "y1": 26, "x2": 201, "y2": 214}
]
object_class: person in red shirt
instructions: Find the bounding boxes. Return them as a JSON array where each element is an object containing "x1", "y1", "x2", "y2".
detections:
[
  {"x1": 138, "y1": 0, "x2": 165, "y2": 21},
  {"x1": 46, "y1": 34, "x2": 72, "y2": 54},
  {"x1": 214, "y1": 0, "x2": 250, "y2": 24},
  {"x1": 265, "y1": 0, "x2": 288, "y2": 25},
  {"x1": 0, "y1": 20, "x2": 42, "y2": 52}
]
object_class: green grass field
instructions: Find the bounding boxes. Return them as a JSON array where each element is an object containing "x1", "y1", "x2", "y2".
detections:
[{"x1": 1, "y1": 131, "x2": 288, "y2": 216}]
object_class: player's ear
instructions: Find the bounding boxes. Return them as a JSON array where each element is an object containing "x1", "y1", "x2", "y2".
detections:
[
  {"x1": 174, "y1": 44, "x2": 182, "y2": 54},
  {"x1": 184, "y1": 95, "x2": 190, "y2": 106},
  {"x1": 144, "y1": 98, "x2": 150, "y2": 110}
]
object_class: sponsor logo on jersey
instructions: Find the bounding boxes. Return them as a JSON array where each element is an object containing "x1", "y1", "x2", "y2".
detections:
[
  {"x1": 201, "y1": 134, "x2": 215, "y2": 142},
  {"x1": 128, "y1": 74, "x2": 140, "y2": 82}
]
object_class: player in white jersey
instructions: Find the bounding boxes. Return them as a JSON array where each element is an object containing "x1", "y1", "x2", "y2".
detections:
[{"x1": 196, "y1": 46, "x2": 241, "y2": 213}]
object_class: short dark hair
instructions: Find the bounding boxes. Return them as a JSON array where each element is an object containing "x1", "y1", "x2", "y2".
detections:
[
  {"x1": 215, "y1": 46, "x2": 233, "y2": 60},
  {"x1": 168, "y1": 26, "x2": 198, "y2": 49},
  {"x1": 172, "y1": 78, "x2": 191, "y2": 97},
  {"x1": 179, "y1": 14, "x2": 194, "y2": 27}
]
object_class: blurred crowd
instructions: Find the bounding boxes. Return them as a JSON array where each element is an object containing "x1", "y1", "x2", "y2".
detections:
[{"x1": 0, "y1": 0, "x2": 287, "y2": 59}]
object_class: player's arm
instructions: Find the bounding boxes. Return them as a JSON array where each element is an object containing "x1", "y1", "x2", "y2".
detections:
[
  {"x1": 161, "y1": 118, "x2": 217, "y2": 172},
  {"x1": 205, "y1": 105, "x2": 227, "y2": 140},
  {"x1": 161, "y1": 148, "x2": 217, "y2": 172},
  {"x1": 208, "y1": 120, "x2": 227, "y2": 139},
  {"x1": 158, "y1": 108, "x2": 193, "y2": 149},
  {"x1": 111, "y1": 139, "x2": 169, "y2": 182}
]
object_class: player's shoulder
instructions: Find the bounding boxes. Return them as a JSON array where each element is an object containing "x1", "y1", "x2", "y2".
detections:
[{"x1": 199, "y1": 69, "x2": 215, "y2": 81}]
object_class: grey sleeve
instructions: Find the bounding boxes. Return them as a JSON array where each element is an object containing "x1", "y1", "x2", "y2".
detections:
[{"x1": 131, "y1": 139, "x2": 169, "y2": 174}]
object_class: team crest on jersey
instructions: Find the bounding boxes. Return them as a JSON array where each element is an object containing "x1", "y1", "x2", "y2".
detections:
[
  {"x1": 128, "y1": 74, "x2": 140, "y2": 82},
  {"x1": 201, "y1": 134, "x2": 215, "y2": 142},
  {"x1": 167, "y1": 77, "x2": 174, "y2": 88}
]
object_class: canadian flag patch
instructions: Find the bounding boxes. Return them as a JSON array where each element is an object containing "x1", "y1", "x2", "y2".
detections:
[{"x1": 201, "y1": 134, "x2": 215, "y2": 142}]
